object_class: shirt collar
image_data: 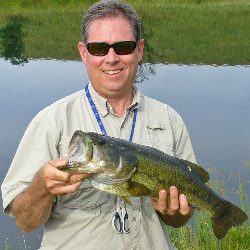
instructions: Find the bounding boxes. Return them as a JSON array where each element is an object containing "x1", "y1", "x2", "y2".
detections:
[
  {"x1": 88, "y1": 82, "x2": 109, "y2": 116},
  {"x1": 129, "y1": 85, "x2": 140, "y2": 111},
  {"x1": 88, "y1": 82, "x2": 140, "y2": 117}
]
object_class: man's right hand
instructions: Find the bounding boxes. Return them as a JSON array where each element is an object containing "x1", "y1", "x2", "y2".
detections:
[
  {"x1": 10, "y1": 158, "x2": 91, "y2": 233},
  {"x1": 38, "y1": 158, "x2": 91, "y2": 196}
]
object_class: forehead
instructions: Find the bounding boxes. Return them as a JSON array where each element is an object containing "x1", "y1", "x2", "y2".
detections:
[{"x1": 87, "y1": 16, "x2": 135, "y2": 42}]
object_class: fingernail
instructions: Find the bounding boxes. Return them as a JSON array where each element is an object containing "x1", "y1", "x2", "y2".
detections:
[
  {"x1": 160, "y1": 190, "x2": 167, "y2": 195},
  {"x1": 180, "y1": 194, "x2": 186, "y2": 199}
]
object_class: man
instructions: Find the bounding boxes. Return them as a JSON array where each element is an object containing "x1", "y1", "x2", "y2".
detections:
[{"x1": 1, "y1": 1, "x2": 196, "y2": 249}]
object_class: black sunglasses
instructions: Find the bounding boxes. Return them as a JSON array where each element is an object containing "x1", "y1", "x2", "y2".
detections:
[{"x1": 86, "y1": 41, "x2": 137, "y2": 56}]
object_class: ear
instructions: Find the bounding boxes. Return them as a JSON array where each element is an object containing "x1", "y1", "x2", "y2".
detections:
[
  {"x1": 78, "y1": 42, "x2": 87, "y2": 64},
  {"x1": 137, "y1": 39, "x2": 144, "y2": 63}
]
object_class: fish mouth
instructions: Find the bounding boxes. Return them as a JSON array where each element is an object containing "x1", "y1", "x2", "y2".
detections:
[
  {"x1": 58, "y1": 161, "x2": 104, "y2": 174},
  {"x1": 60, "y1": 131, "x2": 109, "y2": 174},
  {"x1": 60, "y1": 131, "x2": 96, "y2": 172}
]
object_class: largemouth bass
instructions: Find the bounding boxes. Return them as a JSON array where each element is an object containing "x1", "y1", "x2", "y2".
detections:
[{"x1": 59, "y1": 130, "x2": 248, "y2": 239}]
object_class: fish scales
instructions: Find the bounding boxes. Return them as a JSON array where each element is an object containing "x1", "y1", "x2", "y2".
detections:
[
  {"x1": 132, "y1": 148, "x2": 220, "y2": 212},
  {"x1": 59, "y1": 130, "x2": 248, "y2": 239}
]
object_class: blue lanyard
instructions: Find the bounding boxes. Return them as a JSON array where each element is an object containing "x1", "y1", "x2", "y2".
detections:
[{"x1": 85, "y1": 84, "x2": 137, "y2": 141}]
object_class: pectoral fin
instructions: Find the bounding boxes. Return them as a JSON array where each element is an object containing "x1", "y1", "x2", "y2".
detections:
[
  {"x1": 91, "y1": 180, "x2": 131, "y2": 196},
  {"x1": 90, "y1": 179, "x2": 151, "y2": 198},
  {"x1": 121, "y1": 196, "x2": 132, "y2": 206},
  {"x1": 121, "y1": 181, "x2": 152, "y2": 205},
  {"x1": 127, "y1": 181, "x2": 151, "y2": 197}
]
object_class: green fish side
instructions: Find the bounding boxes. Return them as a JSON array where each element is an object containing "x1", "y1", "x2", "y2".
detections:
[
  {"x1": 130, "y1": 144, "x2": 219, "y2": 209},
  {"x1": 61, "y1": 131, "x2": 248, "y2": 239},
  {"x1": 129, "y1": 144, "x2": 248, "y2": 239}
]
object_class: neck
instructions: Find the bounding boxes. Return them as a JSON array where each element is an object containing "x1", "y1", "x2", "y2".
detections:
[
  {"x1": 89, "y1": 83, "x2": 134, "y2": 117},
  {"x1": 106, "y1": 92, "x2": 133, "y2": 117}
]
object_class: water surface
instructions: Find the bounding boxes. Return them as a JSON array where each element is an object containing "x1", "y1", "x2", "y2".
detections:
[{"x1": 0, "y1": 59, "x2": 249, "y2": 249}]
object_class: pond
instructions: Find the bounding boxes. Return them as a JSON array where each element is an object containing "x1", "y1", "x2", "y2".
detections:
[
  {"x1": 0, "y1": 58, "x2": 249, "y2": 249},
  {"x1": 0, "y1": 2, "x2": 250, "y2": 247}
]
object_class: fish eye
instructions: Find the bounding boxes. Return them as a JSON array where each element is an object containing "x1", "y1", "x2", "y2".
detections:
[{"x1": 98, "y1": 137, "x2": 106, "y2": 145}]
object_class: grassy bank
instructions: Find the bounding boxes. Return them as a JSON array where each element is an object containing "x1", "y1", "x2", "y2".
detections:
[
  {"x1": 167, "y1": 170, "x2": 250, "y2": 250},
  {"x1": 0, "y1": 0, "x2": 250, "y2": 64}
]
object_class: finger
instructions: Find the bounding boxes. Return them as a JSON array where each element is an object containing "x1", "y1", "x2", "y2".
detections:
[
  {"x1": 71, "y1": 173, "x2": 92, "y2": 181},
  {"x1": 49, "y1": 158, "x2": 69, "y2": 168},
  {"x1": 48, "y1": 167, "x2": 71, "y2": 183},
  {"x1": 158, "y1": 190, "x2": 168, "y2": 214},
  {"x1": 150, "y1": 197, "x2": 158, "y2": 210},
  {"x1": 68, "y1": 173, "x2": 91, "y2": 184},
  {"x1": 40, "y1": 170, "x2": 71, "y2": 193},
  {"x1": 41, "y1": 161, "x2": 71, "y2": 183},
  {"x1": 179, "y1": 194, "x2": 193, "y2": 215},
  {"x1": 168, "y1": 186, "x2": 179, "y2": 214},
  {"x1": 53, "y1": 181, "x2": 82, "y2": 195},
  {"x1": 46, "y1": 180, "x2": 70, "y2": 189}
]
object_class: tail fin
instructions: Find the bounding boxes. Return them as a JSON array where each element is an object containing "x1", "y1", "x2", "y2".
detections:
[{"x1": 212, "y1": 199, "x2": 248, "y2": 239}]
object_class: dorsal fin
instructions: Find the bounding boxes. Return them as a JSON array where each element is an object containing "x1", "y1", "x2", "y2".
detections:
[{"x1": 181, "y1": 160, "x2": 210, "y2": 183}]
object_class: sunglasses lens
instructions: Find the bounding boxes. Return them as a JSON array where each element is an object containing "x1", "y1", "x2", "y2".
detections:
[
  {"x1": 86, "y1": 41, "x2": 137, "y2": 56},
  {"x1": 87, "y1": 43, "x2": 109, "y2": 56},
  {"x1": 114, "y1": 41, "x2": 137, "y2": 55}
]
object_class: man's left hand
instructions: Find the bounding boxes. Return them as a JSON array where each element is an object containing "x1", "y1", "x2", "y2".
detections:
[{"x1": 152, "y1": 186, "x2": 193, "y2": 227}]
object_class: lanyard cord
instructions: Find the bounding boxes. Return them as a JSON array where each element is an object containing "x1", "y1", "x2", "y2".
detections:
[
  {"x1": 85, "y1": 84, "x2": 139, "y2": 234},
  {"x1": 85, "y1": 84, "x2": 137, "y2": 141}
]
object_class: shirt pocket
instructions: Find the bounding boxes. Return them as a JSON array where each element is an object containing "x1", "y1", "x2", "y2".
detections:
[
  {"x1": 145, "y1": 123, "x2": 174, "y2": 155},
  {"x1": 57, "y1": 179, "x2": 114, "y2": 211}
]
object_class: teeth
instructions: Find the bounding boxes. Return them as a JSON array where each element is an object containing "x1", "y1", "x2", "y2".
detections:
[{"x1": 104, "y1": 70, "x2": 120, "y2": 75}]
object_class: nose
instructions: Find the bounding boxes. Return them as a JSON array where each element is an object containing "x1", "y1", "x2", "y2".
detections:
[{"x1": 105, "y1": 47, "x2": 119, "y2": 65}]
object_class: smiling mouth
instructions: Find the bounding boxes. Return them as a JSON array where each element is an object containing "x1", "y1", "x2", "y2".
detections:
[{"x1": 104, "y1": 70, "x2": 122, "y2": 75}]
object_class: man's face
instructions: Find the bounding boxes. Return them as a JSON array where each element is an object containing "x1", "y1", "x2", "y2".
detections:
[{"x1": 79, "y1": 16, "x2": 144, "y2": 99}]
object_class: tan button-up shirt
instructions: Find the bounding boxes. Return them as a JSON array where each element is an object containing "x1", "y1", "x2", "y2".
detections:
[{"x1": 2, "y1": 83, "x2": 196, "y2": 250}]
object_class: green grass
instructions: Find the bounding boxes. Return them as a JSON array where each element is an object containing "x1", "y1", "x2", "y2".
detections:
[
  {"x1": 167, "y1": 169, "x2": 250, "y2": 250},
  {"x1": 168, "y1": 213, "x2": 250, "y2": 250},
  {"x1": 0, "y1": 0, "x2": 250, "y2": 64}
]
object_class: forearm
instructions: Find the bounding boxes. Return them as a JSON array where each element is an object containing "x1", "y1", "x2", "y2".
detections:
[
  {"x1": 11, "y1": 173, "x2": 54, "y2": 233},
  {"x1": 9, "y1": 159, "x2": 89, "y2": 233}
]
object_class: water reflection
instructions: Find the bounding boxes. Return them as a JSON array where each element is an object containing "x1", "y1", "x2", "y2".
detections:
[
  {"x1": 0, "y1": 15, "x2": 28, "y2": 65},
  {"x1": 136, "y1": 62, "x2": 155, "y2": 83},
  {"x1": 136, "y1": 27, "x2": 157, "y2": 83}
]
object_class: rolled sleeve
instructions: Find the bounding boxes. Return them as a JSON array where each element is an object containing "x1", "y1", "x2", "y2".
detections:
[{"x1": 1, "y1": 110, "x2": 60, "y2": 212}]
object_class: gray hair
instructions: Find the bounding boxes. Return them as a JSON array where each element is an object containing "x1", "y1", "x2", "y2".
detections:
[{"x1": 82, "y1": 0, "x2": 142, "y2": 43}]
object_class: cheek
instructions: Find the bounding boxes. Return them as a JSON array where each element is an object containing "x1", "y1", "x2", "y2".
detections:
[
  {"x1": 128, "y1": 57, "x2": 139, "y2": 73},
  {"x1": 86, "y1": 56, "x2": 104, "y2": 68},
  {"x1": 123, "y1": 55, "x2": 138, "y2": 69}
]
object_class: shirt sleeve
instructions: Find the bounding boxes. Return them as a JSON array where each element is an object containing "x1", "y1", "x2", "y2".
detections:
[
  {"x1": 168, "y1": 106, "x2": 196, "y2": 163},
  {"x1": 1, "y1": 111, "x2": 60, "y2": 213}
]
